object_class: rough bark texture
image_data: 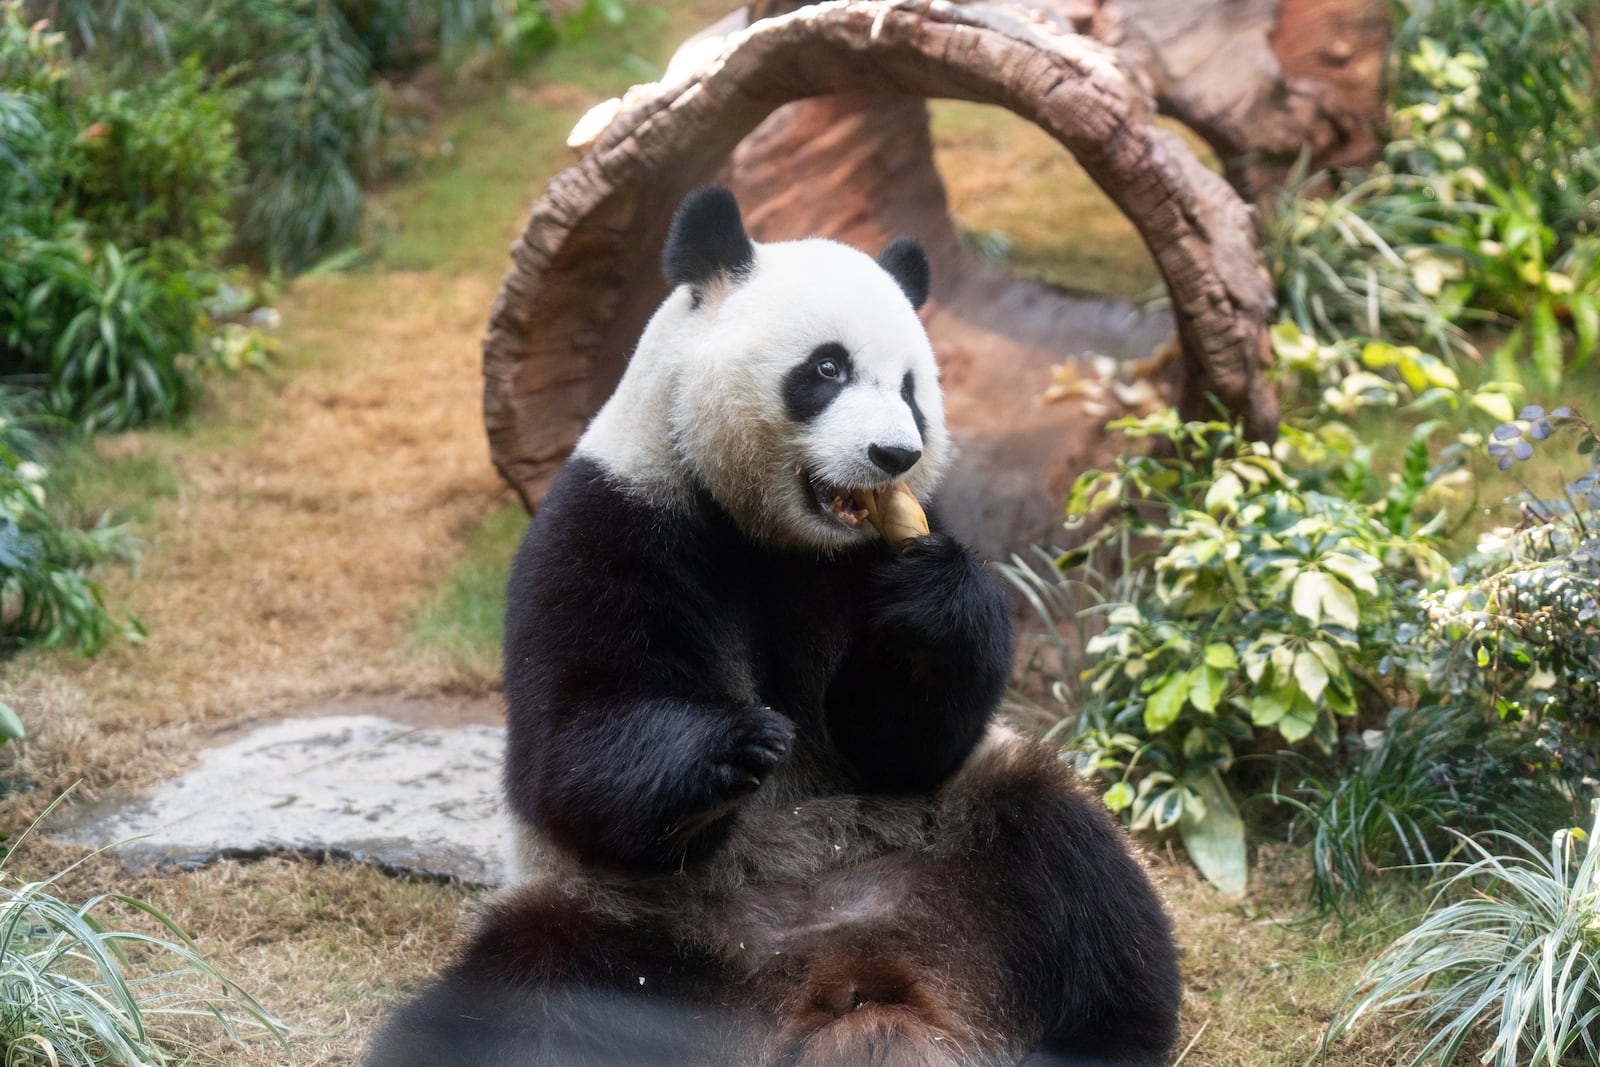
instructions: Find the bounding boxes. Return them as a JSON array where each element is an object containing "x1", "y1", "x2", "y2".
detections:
[
  {"x1": 484, "y1": 0, "x2": 1278, "y2": 554},
  {"x1": 741, "y1": 0, "x2": 1391, "y2": 194},
  {"x1": 1102, "y1": 0, "x2": 1389, "y2": 194}
]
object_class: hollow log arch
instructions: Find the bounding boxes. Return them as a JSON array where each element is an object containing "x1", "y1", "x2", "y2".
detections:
[{"x1": 484, "y1": 0, "x2": 1276, "y2": 554}]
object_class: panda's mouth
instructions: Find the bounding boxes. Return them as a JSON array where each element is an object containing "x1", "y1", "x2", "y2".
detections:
[{"x1": 802, "y1": 470, "x2": 872, "y2": 530}]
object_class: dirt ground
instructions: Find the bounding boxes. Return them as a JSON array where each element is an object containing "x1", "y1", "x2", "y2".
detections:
[{"x1": 0, "y1": 4, "x2": 1412, "y2": 1064}]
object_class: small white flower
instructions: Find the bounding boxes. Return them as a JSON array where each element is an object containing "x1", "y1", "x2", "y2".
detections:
[{"x1": 14, "y1": 461, "x2": 45, "y2": 483}]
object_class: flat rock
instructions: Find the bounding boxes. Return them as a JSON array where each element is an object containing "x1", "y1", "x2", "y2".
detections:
[{"x1": 58, "y1": 713, "x2": 510, "y2": 885}]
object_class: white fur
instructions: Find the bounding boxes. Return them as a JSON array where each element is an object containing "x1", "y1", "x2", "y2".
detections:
[{"x1": 578, "y1": 237, "x2": 949, "y2": 551}]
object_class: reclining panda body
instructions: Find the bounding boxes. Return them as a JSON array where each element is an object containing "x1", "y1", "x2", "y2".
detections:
[{"x1": 367, "y1": 188, "x2": 1180, "y2": 1066}]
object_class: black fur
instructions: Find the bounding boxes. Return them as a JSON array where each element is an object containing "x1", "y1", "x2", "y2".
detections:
[
  {"x1": 877, "y1": 237, "x2": 930, "y2": 310},
  {"x1": 371, "y1": 716, "x2": 1182, "y2": 1067},
  {"x1": 662, "y1": 186, "x2": 755, "y2": 291},
  {"x1": 782, "y1": 342, "x2": 852, "y2": 423},
  {"x1": 364, "y1": 886, "x2": 740, "y2": 1066},
  {"x1": 825, "y1": 532, "x2": 1007, "y2": 791},
  {"x1": 901, "y1": 372, "x2": 927, "y2": 439},
  {"x1": 499, "y1": 456, "x2": 1010, "y2": 869}
]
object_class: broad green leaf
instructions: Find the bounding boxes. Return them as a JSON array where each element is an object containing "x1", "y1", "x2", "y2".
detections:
[
  {"x1": 1278, "y1": 703, "x2": 1317, "y2": 743},
  {"x1": 1270, "y1": 643, "x2": 1295, "y2": 683},
  {"x1": 1103, "y1": 781, "x2": 1134, "y2": 812},
  {"x1": 1178, "y1": 769, "x2": 1247, "y2": 896},
  {"x1": 1307, "y1": 640, "x2": 1341, "y2": 675},
  {"x1": 1250, "y1": 686, "x2": 1294, "y2": 727},
  {"x1": 1323, "y1": 553, "x2": 1379, "y2": 596},
  {"x1": 1360, "y1": 341, "x2": 1402, "y2": 369},
  {"x1": 0, "y1": 701, "x2": 22, "y2": 743},
  {"x1": 1189, "y1": 666, "x2": 1224, "y2": 714},
  {"x1": 1204, "y1": 471, "x2": 1244, "y2": 513},
  {"x1": 1270, "y1": 320, "x2": 1320, "y2": 367},
  {"x1": 1321, "y1": 575, "x2": 1360, "y2": 629},
  {"x1": 1471, "y1": 382, "x2": 1523, "y2": 424},
  {"x1": 1293, "y1": 650, "x2": 1330, "y2": 704},
  {"x1": 1292, "y1": 570, "x2": 1328, "y2": 626},
  {"x1": 1144, "y1": 673, "x2": 1188, "y2": 733},
  {"x1": 1204, "y1": 643, "x2": 1238, "y2": 670}
]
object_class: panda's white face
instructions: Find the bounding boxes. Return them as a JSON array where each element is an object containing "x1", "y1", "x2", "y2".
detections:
[
  {"x1": 576, "y1": 188, "x2": 948, "y2": 554},
  {"x1": 671, "y1": 240, "x2": 948, "y2": 551}
]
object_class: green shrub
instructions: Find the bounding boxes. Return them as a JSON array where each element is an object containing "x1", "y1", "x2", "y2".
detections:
[
  {"x1": 1007, "y1": 323, "x2": 1598, "y2": 896},
  {"x1": 0, "y1": 790, "x2": 291, "y2": 1065},
  {"x1": 0, "y1": 393, "x2": 138, "y2": 654},
  {"x1": 1266, "y1": 0, "x2": 1600, "y2": 393},
  {"x1": 1013, "y1": 400, "x2": 1448, "y2": 894},
  {"x1": 1285, "y1": 704, "x2": 1570, "y2": 910},
  {"x1": 343, "y1": 0, "x2": 558, "y2": 72},
  {"x1": 1325, "y1": 801, "x2": 1600, "y2": 1066},
  {"x1": 1389, "y1": 0, "x2": 1599, "y2": 247},
  {"x1": 35, "y1": 0, "x2": 607, "y2": 274},
  {"x1": 65, "y1": 57, "x2": 241, "y2": 271},
  {"x1": 0, "y1": 2, "x2": 241, "y2": 431},
  {"x1": 179, "y1": 0, "x2": 381, "y2": 274},
  {"x1": 1444, "y1": 407, "x2": 1600, "y2": 794}
]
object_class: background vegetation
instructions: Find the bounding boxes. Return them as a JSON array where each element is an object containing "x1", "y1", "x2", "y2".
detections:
[
  {"x1": 1009, "y1": 0, "x2": 1600, "y2": 1060},
  {"x1": 0, "y1": 0, "x2": 624, "y2": 654}
]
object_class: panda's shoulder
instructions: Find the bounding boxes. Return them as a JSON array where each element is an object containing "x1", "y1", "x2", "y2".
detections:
[{"x1": 509, "y1": 452, "x2": 737, "y2": 605}]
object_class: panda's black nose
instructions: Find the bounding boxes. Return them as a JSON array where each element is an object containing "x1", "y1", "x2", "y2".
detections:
[{"x1": 869, "y1": 444, "x2": 922, "y2": 476}]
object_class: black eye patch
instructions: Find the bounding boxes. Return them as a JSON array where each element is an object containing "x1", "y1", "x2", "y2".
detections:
[
  {"x1": 902, "y1": 372, "x2": 927, "y2": 440},
  {"x1": 783, "y1": 343, "x2": 852, "y2": 422}
]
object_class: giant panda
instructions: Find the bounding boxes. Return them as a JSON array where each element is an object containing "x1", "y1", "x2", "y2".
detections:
[{"x1": 366, "y1": 187, "x2": 1181, "y2": 1067}]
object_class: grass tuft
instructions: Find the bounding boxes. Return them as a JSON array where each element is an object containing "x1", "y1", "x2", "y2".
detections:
[
  {"x1": 408, "y1": 502, "x2": 527, "y2": 684},
  {"x1": 0, "y1": 790, "x2": 292, "y2": 1066},
  {"x1": 1327, "y1": 802, "x2": 1600, "y2": 1066}
]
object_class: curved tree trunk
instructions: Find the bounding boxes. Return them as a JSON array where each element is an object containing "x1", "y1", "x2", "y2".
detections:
[
  {"x1": 1102, "y1": 0, "x2": 1389, "y2": 194},
  {"x1": 484, "y1": 0, "x2": 1278, "y2": 555}
]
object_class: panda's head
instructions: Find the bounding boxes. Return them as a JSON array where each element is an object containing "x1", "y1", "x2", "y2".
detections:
[{"x1": 647, "y1": 187, "x2": 949, "y2": 553}]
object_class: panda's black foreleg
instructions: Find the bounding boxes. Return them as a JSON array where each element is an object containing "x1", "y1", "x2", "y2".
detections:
[
  {"x1": 825, "y1": 532, "x2": 1012, "y2": 793},
  {"x1": 511, "y1": 696, "x2": 794, "y2": 872}
]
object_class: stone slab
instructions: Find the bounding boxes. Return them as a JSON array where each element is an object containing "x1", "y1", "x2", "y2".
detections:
[{"x1": 57, "y1": 714, "x2": 510, "y2": 885}]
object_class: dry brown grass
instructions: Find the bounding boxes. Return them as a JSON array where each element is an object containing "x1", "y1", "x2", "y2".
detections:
[{"x1": 0, "y1": 6, "x2": 1410, "y2": 1064}]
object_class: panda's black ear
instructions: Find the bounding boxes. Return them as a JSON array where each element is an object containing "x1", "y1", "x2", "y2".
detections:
[
  {"x1": 877, "y1": 237, "x2": 930, "y2": 311},
  {"x1": 662, "y1": 186, "x2": 755, "y2": 291}
]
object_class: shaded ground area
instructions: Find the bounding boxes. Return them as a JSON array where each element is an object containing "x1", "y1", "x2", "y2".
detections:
[{"x1": 1, "y1": 5, "x2": 1411, "y2": 1064}]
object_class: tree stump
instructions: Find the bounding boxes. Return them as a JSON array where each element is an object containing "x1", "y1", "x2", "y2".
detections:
[{"x1": 483, "y1": 0, "x2": 1278, "y2": 555}]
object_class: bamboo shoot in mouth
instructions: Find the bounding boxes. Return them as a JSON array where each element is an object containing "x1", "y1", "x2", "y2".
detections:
[{"x1": 864, "y1": 483, "x2": 929, "y2": 549}]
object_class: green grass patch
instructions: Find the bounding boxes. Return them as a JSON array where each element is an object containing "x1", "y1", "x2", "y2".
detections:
[
  {"x1": 930, "y1": 103, "x2": 1217, "y2": 299},
  {"x1": 375, "y1": 102, "x2": 582, "y2": 274},
  {"x1": 409, "y1": 503, "x2": 528, "y2": 680},
  {"x1": 46, "y1": 439, "x2": 182, "y2": 529},
  {"x1": 373, "y1": 0, "x2": 717, "y2": 274}
]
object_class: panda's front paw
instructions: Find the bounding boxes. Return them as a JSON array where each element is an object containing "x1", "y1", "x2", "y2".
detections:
[
  {"x1": 864, "y1": 532, "x2": 1011, "y2": 666},
  {"x1": 873, "y1": 532, "x2": 992, "y2": 616},
  {"x1": 701, "y1": 706, "x2": 794, "y2": 802}
]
